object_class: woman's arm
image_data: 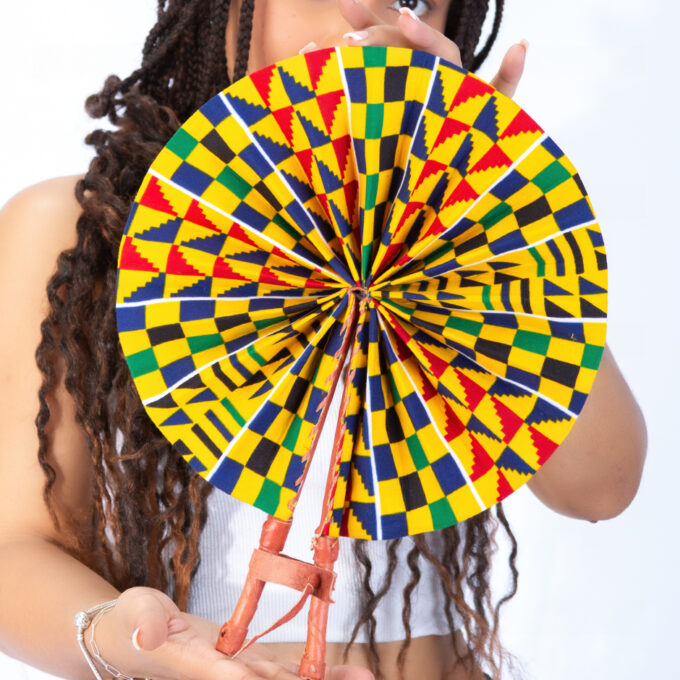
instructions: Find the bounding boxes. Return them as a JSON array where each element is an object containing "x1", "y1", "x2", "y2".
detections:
[
  {"x1": 526, "y1": 344, "x2": 647, "y2": 521},
  {"x1": 0, "y1": 539, "x2": 122, "y2": 680},
  {"x1": 0, "y1": 177, "x2": 122, "y2": 679},
  {"x1": 0, "y1": 178, "x2": 373, "y2": 680}
]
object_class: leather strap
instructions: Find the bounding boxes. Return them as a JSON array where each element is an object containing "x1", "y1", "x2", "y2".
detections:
[
  {"x1": 248, "y1": 548, "x2": 336, "y2": 603},
  {"x1": 229, "y1": 549, "x2": 337, "y2": 658},
  {"x1": 231, "y1": 582, "x2": 315, "y2": 658}
]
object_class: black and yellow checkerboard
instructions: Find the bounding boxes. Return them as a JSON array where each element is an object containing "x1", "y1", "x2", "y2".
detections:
[{"x1": 116, "y1": 46, "x2": 607, "y2": 539}]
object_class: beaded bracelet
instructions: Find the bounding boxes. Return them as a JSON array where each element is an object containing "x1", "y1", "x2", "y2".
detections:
[{"x1": 74, "y1": 600, "x2": 148, "y2": 680}]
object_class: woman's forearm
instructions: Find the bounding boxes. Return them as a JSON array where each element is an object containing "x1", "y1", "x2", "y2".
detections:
[
  {"x1": 0, "y1": 535, "x2": 120, "y2": 680},
  {"x1": 526, "y1": 343, "x2": 647, "y2": 520}
]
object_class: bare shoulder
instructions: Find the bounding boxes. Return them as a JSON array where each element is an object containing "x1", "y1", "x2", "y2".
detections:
[
  {"x1": 0, "y1": 174, "x2": 84, "y2": 253},
  {"x1": 0, "y1": 174, "x2": 93, "y2": 548},
  {"x1": 4, "y1": 173, "x2": 83, "y2": 208},
  {"x1": 2, "y1": 174, "x2": 84, "y2": 214}
]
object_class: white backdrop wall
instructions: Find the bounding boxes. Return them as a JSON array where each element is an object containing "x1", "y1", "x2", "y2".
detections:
[{"x1": 0, "y1": 1, "x2": 677, "y2": 679}]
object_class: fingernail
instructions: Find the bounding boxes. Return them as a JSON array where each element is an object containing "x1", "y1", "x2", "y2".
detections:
[
  {"x1": 299, "y1": 41, "x2": 318, "y2": 55},
  {"x1": 131, "y1": 626, "x2": 143, "y2": 651},
  {"x1": 519, "y1": 38, "x2": 529, "y2": 51},
  {"x1": 343, "y1": 30, "x2": 370, "y2": 41},
  {"x1": 399, "y1": 7, "x2": 421, "y2": 22}
]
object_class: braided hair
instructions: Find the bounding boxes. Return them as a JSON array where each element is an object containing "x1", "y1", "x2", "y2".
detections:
[{"x1": 35, "y1": 1, "x2": 520, "y2": 679}]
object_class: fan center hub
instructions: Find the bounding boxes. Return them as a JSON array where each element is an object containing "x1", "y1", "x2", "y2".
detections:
[{"x1": 349, "y1": 286, "x2": 370, "y2": 301}]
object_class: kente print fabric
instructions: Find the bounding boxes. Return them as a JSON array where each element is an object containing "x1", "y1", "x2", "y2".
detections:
[{"x1": 116, "y1": 46, "x2": 607, "y2": 540}]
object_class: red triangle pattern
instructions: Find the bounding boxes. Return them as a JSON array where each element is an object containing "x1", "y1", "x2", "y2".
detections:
[
  {"x1": 442, "y1": 177, "x2": 479, "y2": 209},
  {"x1": 469, "y1": 433, "x2": 495, "y2": 481},
  {"x1": 228, "y1": 222, "x2": 258, "y2": 249},
  {"x1": 316, "y1": 192, "x2": 331, "y2": 219},
  {"x1": 333, "y1": 134, "x2": 353, "y2": 179},
  {"x1": 413, "y1": 159, "x2": 448, "y2": 192},
  {"x1": 491, "y1": 396, "x2": 524, "y2": 443},
  {"x1": 273, "y1": 106, "x2": 296, "y2": 146},
  {"x1": 304, "y1": 47, "x2": 334, "y2": 90},
  {"x1": 213, "y1": 256, "x2": 249, "y2": 281},
  {"x1": 495, "y1": 468, "x2": 514, "y2": 501},
  {"x1": 258, "y1": 267, "x2": 292, "y2": 287},
  {"x1": 414, "y1": 362, "x2": 439, "y2": 402},
  {"x1": 528, "y1": 425, "x2": 559, "y2": 466},
  {"x1": 454, "y1": 368, "x2": 486, "y2": 411},
  {"x1": 295, "y1": 147, "x2": 315, "y2": 184},
  {"x1": 469, "y1": 144, "x2": 513, "y2": 174},
  {"x1": 442, "y1": 397, "x2": 466, "y2": 443},
  {"x1": 450, "y1": 75, "x2": 494, "y2": 110},
  {"x1": 421, "y1": 215, "x2": 448, "y2": 240},
  {"x1": 139, "y1": 176, "x2": 178, "y2": 216},
  {"x1": 419, "y1": 344, "x2": 450, "y2": 379},
  {"x1": 271, "y1": 245, "x2": 296, "y2": 263},
  {"x1": 393, "y1": 201, "x2": 425, "y2": 238},
  {"x1": 184, "y1": 199, "x2": 220, "y2": 232},
  {"x1": 119, "y1": 236, "x2": 159, "y2": 272},
  {"x1": 432, "y1": 117, "x2": 470, "y2": 152},
  {"x1": 343, "y1": 179, "x2": 358, "y2": 224},
  {"x1": 383, "y1": 309, "x2": 415, "y2": 356},
  {"x1": 304, "y1": 278, "x2": 332, "y2": 289},
  {"x1": 316, "y1": 90, "x2": 344, "y2": 135},
  {"x1": 251, "y1": 64, "x2": 276, "y2": 107},
  {"x1": 166, "y1": 244, "x2": 203, "y2": 276},
  {"x1": 501, "y1": 109, "x2": 543, "y2": 139}
]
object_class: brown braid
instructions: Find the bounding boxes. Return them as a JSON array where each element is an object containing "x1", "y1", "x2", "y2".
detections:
[
  {"x1": 395, "y1": 541, "x2": 422, "y2": 676},
  {"x1": 445, "y1": 0, "x2": 505, "y2": 72},
  {"x1": 35, "y1": 1, "x2": 519, "y2": 679},
  {"x1": 345, "y1": 538, "x2": 403, "y2": 674},
  {"x1": 343, "y1": 509, "x2": 522, "y2": 680},
  {"x1": 233, "y1": 0, "x2": 255, "y2": 82}
]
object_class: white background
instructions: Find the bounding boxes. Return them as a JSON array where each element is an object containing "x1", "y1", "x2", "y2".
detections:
[{"x1": 0, "y1": 0, "x2": 678, "y2": 678}]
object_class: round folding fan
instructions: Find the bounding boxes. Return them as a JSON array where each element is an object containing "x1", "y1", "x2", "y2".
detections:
[{"x1": 115, "y1": 45, "x2": 607, "y2": 678}]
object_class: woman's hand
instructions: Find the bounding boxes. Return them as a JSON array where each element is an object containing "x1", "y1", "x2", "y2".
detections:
[
  {"x1": 93, "y1": 586, "x2": 374, "y2": 680},
  {"x1": 300, "y1": 0, "x2": 527, "y2": 100}
]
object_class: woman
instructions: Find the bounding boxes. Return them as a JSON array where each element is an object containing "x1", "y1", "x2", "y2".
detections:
[{"x1": 0, "y1": 1, "x2": 647, "y2": 679}]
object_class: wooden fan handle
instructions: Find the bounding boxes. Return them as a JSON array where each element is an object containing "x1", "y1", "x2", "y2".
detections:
[
  {"x1": 298, "y1": 535, "x2": 339, "y2": 680},
  {"x1": 216, "y1": 515, "x2": 291, "y2": 655}
]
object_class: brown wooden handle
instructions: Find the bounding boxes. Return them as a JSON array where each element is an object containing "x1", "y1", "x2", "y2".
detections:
[
  {"x1": 298, "y1": 536, "x2": 339, "y2": 680},
  {"x1": 216, "y1": 515, "x2": 292, "y2": 655}
]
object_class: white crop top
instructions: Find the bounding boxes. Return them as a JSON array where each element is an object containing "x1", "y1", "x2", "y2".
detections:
[{"x1": 186, "y1": 375, "x2": 453, "y2": 643}]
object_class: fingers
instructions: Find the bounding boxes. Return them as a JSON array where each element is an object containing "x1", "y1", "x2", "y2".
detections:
[
  {"x1": 304, "y1": 1, "x2": 462, "y2": 67},
  {"x1": 237, "y1": 658, "x2": 303, "y2": 680},
  {"x1": 308, "y1": 0, "x2": 526, "y2": 104},
  {"x1": 336, "y1": 0, "x2": 384, "y2": 30},
  {"x1": 489, "y1": 40, "x2": 529, "y2": 99},
  {"x1": 396, "y1": 8, "x2": 461, "y2": 66},
  {"x1": 116, "y1": 586, "x2": 185, "y2": 651},
  {"x1": 342, "y1": 24, "x2": 412, "y2": 49},
  {"x1": 237, "y1": 642, "x2": 300, "y2": 675}
]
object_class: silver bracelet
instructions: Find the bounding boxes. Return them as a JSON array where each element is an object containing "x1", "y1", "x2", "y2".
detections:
[{"x1": 74, "y1": 600, "x2": 142, "y2": 680}]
